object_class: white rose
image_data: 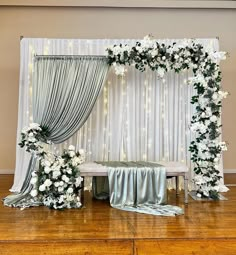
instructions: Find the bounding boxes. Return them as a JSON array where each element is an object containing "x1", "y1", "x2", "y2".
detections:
[
  {"x1": 162, "y1": 56, "x2": 166, "y2": 61},
  {"x1": 54, "y1": 182, "x2": 60, "y2": 187},
  {"x1": 67, "y1": 187, "x2": 73, "y2": 194},
  {"x1": 212, "y1": 93, "x2": 218, "y2": 100},
  {"x1": 44, "y1": 179, "x2": 52, "y2": 187},
  {"x1": 44, "y1": 166, "x2": 51, "y2": 174},
  {"x1": 39, "y1": 184, "x2": 46, "y2": 192},
  {"x1": 53, "y1": 170, "x2": 61, "y2": 179},
  {"x1": 30, "y1": 189, "x2": 38, "y2": 197},
  {"x1": 210, "y1": 115, "x2": 218, "y2": 122},
  {"x1": 69, "y1": 151, "x2": 75, "y2": 157},
  {"x1": 174, "y1": 54, "x2": 179, "y2": 60},
  {"x1": 196, "y1": 193, "x2": 202, "y2": 198},
  {"x1": 58, "y1": 186, "x2": 64, "y2": 192}
]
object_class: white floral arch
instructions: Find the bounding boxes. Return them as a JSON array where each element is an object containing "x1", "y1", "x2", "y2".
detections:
[{"x1": 106, "y1": 35, "x2": 228, "y2": 199}]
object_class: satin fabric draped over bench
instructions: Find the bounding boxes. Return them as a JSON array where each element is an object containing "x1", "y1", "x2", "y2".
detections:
[{"x1": 93, "y1": 162, "x2": 183, "y2": 216}]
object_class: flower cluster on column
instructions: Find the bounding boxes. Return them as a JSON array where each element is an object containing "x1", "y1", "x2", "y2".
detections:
[{"x1": 19, "y1": 123, "x2": 85, "y2": 209}]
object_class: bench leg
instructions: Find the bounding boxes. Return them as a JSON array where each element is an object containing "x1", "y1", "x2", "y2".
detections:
[
  {"x1": 184, "y1": 176, "x2": 188, "y2": 204},
  {"x1": 175, "y1": 176, "x2": 179, "y2": 196}
]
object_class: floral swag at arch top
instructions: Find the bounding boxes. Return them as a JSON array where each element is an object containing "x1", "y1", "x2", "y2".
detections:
[{"x1": 106, "y1": 35, "x2": 228, "y2": 199}]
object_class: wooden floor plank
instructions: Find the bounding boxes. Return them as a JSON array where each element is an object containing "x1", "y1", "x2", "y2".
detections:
[
  {"x1": 134, "y1": 240, "x2": 236, "y2": 255},
  {"x1": 0, "y1": 240, "x2": 133, "y2": 255}
]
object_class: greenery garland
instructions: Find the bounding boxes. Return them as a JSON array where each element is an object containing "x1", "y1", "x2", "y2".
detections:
[{"x1": 106, "y1": 35, "x2": 228, "y2": 199}]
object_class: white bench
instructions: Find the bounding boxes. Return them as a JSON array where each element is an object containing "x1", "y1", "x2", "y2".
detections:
[{"x1": 79, "y1": 161, "x2": 189, "y2": 204}]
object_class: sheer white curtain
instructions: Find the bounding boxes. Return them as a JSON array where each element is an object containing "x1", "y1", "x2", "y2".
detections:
[{"x1": 11, "y1": 38, "x2": 220, "y2": 192}]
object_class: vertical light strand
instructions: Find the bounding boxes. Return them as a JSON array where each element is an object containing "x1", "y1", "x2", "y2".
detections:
[
  {"x1": 107, "y1": 80, "x2": 112, "y2": 161},
  {"x1": 28, "y1": 44, "x2": 34, "y2": 123},
  {"x1": 103, "y1": 82, "x2": 108, "y2": 160},
  {"x1": 125, "y1": 72, "x2": 129, "y2": 161},
  {"x1": 121, "y1": 74, "x2": 127, "y2": 161},
  {"x1": 143, "y1": 71, "x2": 149, "y2": 161},
  {"x1": 163, "y1": 77, "x2": 169, "y2": 161}
]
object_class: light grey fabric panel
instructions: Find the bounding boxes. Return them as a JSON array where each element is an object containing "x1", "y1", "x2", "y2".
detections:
[
  {"x1": 3, "y1": 155, "x2": 41, "y2": 207},
  {"x1": 108, "y1": 167, "x2": 183, "y2": 216},
  {"x1": 32, "y1": 57, "x2": 109, "y2": 143}
]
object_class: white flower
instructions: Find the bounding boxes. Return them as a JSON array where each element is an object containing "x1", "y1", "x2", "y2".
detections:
[
  {"x1": 69, "y1": 151, "x2": 75, "y2": 157},
  {"x1": 44, "y1": 160, "x2": 51, "y2": 167},
  {"x1": 44, "y1": 179, "x2": 52, "y2": 187},
  {"x1": 218, "y1": 90, "x2": 229, "y2": 99},
  {"x1": 174, "y1": 54, "x2": 179, "y2": 60},
  {"x1": 52, "y1": 170, "x2": 61, "y2": 179},
  {"x1": 79, "y1": 149, "x2": 85, "y2": 155},
  {"x1": 210, "y1": 115, "x2": 218, "y2": 122},
  {"x1": 162, "y1": 56, "x2": 166, "y2": 61},
  {"x1": 29, "y1": 123, "x2": 41, "y2": 130},
  {"x1": 31, "y1": 172, "x2": 37, "y2": 177},
  {"x1": 157, "y1": 67, "x2": 165, "y2": 78},
  {"x1": 30, "y1": 189, "x2": 38, "y2": 197},
  {"x1": 62, "y1": 175, "x2": 70, "y2": 183},
  {"x1": 75, "y1": 176, "x2": 83, "y2": 187},
  {"x1": 30, "y1": 177, "x2": 38, "y2": 185},
  {"x1": 150, "y1": 49, "x2": 158, "y2": 57},
  {"x1": 58, "y1": 186, "x2": 64, "y2": 192},
  {"x1": 66, "y1": 168, "x2": 72, "y2": 174},
  {"x1": 54, "y1": 182, "x2": 60, "y2": 187},
  {"x1": 67, "y1": 187, "x2": 73, "y2": 194},
  {"x1": 39, "y1": 184, "x2": 46, "y2": 192},
  {"x1": 28, "y1": 137, "x2": 36, "y2": 142},
  {"x1": 68, "y1": 145, "x2": 75, "y2": 151},
  {"x1": 196, "y1": 193, "x2": 202, "y2": 198},
  {"x1": 219, "y1": 142, "x2": 227, "y2": 151},
  {"x1": 212, "y1": 93, "x2": 218, "y2": 101},
  {"x1": 44, "y1": 166, "x2": 51, "y2": 174},
  {"x1": 210, "y1": 51, "x2": 226, "y2": 62}
]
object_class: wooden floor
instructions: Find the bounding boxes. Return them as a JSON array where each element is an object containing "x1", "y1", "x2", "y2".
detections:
[{"x1": 1, "y1": 175, "x2": 236, "y2": 255}]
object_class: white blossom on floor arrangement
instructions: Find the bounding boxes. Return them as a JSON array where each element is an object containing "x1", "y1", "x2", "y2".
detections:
[
  {"x1": 19, "y1": 124, "x2": 85, "y2": 209},
  {"x1": 106, "y1": 35, "x2": 228, "y2": 199}
]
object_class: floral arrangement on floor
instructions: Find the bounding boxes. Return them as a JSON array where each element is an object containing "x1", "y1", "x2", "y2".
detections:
[
  {"x1": 19, "y1": 123, "x2": 85, "y2": 209},
  {"x1": 106, "y1": 35, "x2": 228, "y2": 199}
]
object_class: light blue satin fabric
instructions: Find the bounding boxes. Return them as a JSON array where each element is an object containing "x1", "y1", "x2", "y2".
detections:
[{"x1": 94, "y1": 162, "x2": 183, "y2": 216}]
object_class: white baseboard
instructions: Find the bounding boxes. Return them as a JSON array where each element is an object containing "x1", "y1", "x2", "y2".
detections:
[
  {"x1": 0, "y1": 169, "x2": 14, "y2": 174},
  {"x1": 224, "y1": 169, "x2": 236, "y2": 174}
]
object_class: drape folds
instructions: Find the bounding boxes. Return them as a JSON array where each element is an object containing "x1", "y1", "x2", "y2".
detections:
[
  {"x1": 108, "y1": 167, "x2": 183, "y2": 216},
  {"x1": 33, "y1": 56, "x2": 109, "y2": 143},
  {"x1": 4, "y1": 56, "x2": 109, "y2": 207}
]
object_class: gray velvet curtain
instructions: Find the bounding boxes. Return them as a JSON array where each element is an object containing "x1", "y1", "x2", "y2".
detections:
[{"x1": 4, "y1": 56, "x2": 109, "y2": 207}]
